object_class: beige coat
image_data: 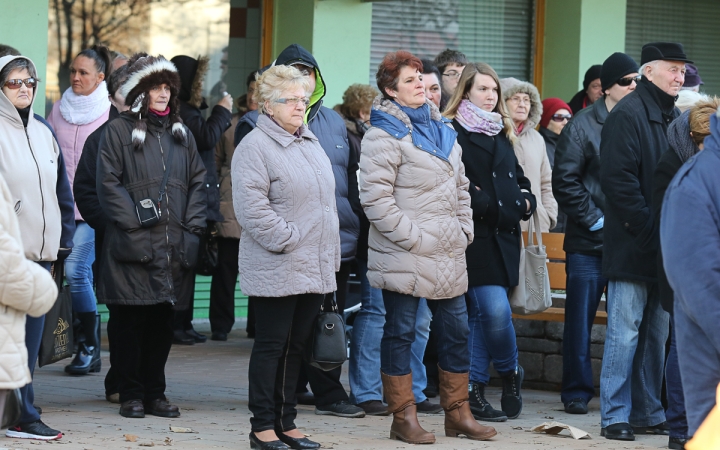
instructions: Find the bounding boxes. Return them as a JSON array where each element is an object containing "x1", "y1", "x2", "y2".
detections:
[
  {"x1": 0, "y1": 175, "x2": 57, "y2": 389},
  {"x1": 231, "y1": 115, "x2": 340, "y2": 297},
  {"x1": 215, "y1": 114, "x2": 241, "y2": 239},
  {"x1": 501, "y1": 78, "x2": 558, "y2": 232},
  {"x1": 359, "y1": 98, "x2": 473, "y2": 300}
]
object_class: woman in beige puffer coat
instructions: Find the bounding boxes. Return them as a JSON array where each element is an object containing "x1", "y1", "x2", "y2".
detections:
[{"x1": 501, "y1": 77, "x2": 558, "y2": 232}]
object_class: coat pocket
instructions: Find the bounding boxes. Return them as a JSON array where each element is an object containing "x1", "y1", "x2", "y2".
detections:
[
  {"x1": 180, "y1": 230, "x2": 200, "y2": 269},
  {"x1": 110, "y1": 229, "x2": 153, "y2": 264}
]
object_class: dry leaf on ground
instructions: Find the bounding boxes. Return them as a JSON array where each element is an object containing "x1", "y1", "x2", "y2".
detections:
[{"x1": 124, "y1": 434, "x2": 138, "y2": 442}]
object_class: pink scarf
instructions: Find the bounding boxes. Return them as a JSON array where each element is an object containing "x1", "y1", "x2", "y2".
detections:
[{"x1": 455, "y1": 100, "x2": 503, "y2": 136}]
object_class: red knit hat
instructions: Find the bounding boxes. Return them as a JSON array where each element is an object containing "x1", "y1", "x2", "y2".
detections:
[{"x1": 540, "y1": 98, "x2": 572, "y2": 128}]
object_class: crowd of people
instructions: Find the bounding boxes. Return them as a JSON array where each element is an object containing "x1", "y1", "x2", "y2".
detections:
[{"x1": 0, "y1": 37, "x2": 717, "y2": 450}]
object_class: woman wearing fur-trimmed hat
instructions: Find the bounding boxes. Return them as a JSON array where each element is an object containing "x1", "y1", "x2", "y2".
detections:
[{"x1": 96, "y1": 53, "x2": 207, "y2": 419}]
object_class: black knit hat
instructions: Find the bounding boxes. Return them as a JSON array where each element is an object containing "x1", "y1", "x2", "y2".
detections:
[
  {"x1": 601, "y1": 52, "x2": 639, "y2": 91},
  {"x1": 641, "y1": 42, "x2": 693, "y2": 65},
  {"x1": 583, "y1": 65, "x2": 602, "y2": 91}
]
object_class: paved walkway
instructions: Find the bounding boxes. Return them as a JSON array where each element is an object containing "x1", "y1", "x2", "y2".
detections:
[{"x1": 12, "y1": 323, "x2": 669, "y2": 450}]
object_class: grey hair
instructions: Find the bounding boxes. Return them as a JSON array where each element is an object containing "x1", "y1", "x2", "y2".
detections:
[
  {"x1": 676, "y1": 90, "x2": 709, "y2": 113},
  {"x1": 256, "y1": 65, "x2": 311, "y2": 115},
  {"x1": 0, "y1": 58, "x2": 39, "y2": 87},
  {"x1": 640, "y1": 60, "x2": 661, "y2": 78}
]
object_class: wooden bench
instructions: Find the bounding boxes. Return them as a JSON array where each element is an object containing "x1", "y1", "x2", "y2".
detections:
[{"x1": 511, "y1": 232, "x2": 607, "y2": 325}]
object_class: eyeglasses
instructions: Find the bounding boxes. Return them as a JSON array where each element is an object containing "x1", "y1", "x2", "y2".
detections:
[
  {"x1": 616, "y1": 75, "x2": 641, "y2": 87},
  {"x1": 442, "y1": 70, "x2": 461, "y2": 80},
  {"x1": 275, "y1": 97, "x2": 310, "y2": 107},
  {"x1": 3, "y1": 78, "x2": 37, "y2": 89},
  {"x1": 551, "y1": 114, "x2": 572, "y2": 122},
  {"x1": 507, "y1": 96, "x2": 531, "y2": 105}
]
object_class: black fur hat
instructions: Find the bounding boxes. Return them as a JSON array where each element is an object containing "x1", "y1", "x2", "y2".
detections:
[{"x1": 119, "y1": 53, "x2": 186, "y2": 149}]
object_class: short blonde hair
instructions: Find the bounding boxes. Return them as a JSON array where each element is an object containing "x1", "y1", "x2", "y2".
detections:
[
  {"x1": 340, "y1": 84, "x2": 378, "y2": 120},
  {"x1": 256, "y1": 65, "x2": 310, "y2": 115},
  {"x1": 689, "y1": 96, "x2": 720, "y2": 147}
]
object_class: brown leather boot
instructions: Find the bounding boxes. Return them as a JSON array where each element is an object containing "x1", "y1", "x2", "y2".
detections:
[
  {"x1": 381, "y1": 372, "x2": 435, "y2": 444},
  {"x1": 438, "y1": 367, "x2": 497, "y2": 440}
]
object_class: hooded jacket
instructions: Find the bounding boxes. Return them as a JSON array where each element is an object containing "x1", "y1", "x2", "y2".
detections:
[
  {"x1": 0, "y1": 174, "x2": 57, "y2": 389},
  {"x1": 233, "y1": 44, "x2": 360, "y2": 262},
  {"x1": 360, "y1": 97, "x2": 473, "y2": 300},
  {"x1": 501, "y1": 78, "x2": 558, "y2": 232},
  {"x1": 171, "y1": 55, "x2": 232, "y2": 224},
  {"x1": 0, "y1": 55, "x2": 75, "y2": 262}
]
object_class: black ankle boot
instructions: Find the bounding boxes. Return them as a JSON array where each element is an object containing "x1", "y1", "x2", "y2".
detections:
[
  {"x1": 468, "y1": 382, "x2": 507, "y2": 422},
  {"x1": 500, "y1": 365, "x2": 524, "y2": 419},
  {"x1": 65, "y1": 342, "x2": 100, "y2": 375}
]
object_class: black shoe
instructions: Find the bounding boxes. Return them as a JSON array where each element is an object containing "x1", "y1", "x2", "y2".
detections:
[
  {"x1": 5, "y1": 420, "x2": 62, "y2": 440},
  {"x1": 119, "y1": 399, "x2": 145, "y2": 418},
  {"x1": 276, "y1": 431, "x2": 321, "y2": 449},
  {"x1": 314, "y1": 400, "x2": 365, "y2": 418},
  {"x1": 416, "y1": 399, "x2": 443, "y2": 414},
  {"x1": 500, "y1": 365, "x2": 524, "y2": 419},
  {"x1": 249, "y1": 432, "x2": 289, "y2": 450},
  {"x1": 468, "y1": 382, "x2": 507, "y2": 422},
  {"x1": 356, "y1": 400, "x2": 389, "y2": 416},
  {"x1": 601, "y1": 422, "x2": 635, "y2": 441},
  {"x1": 144, "y1": 398, "x2": 180, "y2": 418},
  {"x1": 211, "y1": 331, "x2": 228, "y2": 341},
  {"x1": 564, "y1": 398, "x2": 588, "y2": 414},
  {"x1": 633, "y1": 421, "x2": 670, "y2": 435},
  {"x1": 173, "y1": 330, "x2": 195, "y2": 345},
  {"x1": 669, "y1": 436, "x2": 688, "y2": 449},
  {"x1": 185, "y1": 328, "x2": 207, "y2": 343},
  {"x1": 296, "y1": 391, "x2": 315, "y2": 406},
  {"x1": 64, "y1": 342, "x2": 101, "y2": 375}
]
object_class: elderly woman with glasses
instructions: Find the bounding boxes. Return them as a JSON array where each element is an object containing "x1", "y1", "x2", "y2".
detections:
[{"x1": 232, "y1": 64, "x2": 340, "y2": 450}]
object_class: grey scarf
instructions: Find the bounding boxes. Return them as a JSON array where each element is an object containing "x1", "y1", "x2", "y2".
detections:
[{"x1": 667, "y1": 109, "x2": 699, "y2": 163}]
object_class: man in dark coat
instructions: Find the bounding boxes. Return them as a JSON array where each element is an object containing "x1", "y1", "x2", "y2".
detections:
[
  {"x1": 552, "y1": 52, "x2": 638, "y2": 416},
  {"x1": 598, "y1": 42, "x2": 691, "y2": 441},
  {"x1": 567, "y1": 65, "x2": 603, "y2": 114},
  {"x1": 235, "y1": 43, "x2": 363, "y2": 419},
  {"x1": 170, "y1": 55, "x2": 233, "y2": 345}
]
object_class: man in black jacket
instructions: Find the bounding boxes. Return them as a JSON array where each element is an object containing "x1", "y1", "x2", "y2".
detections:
[
  {"x1": 552, "y1": 52, "x2": 638, "y2": 416},
  {"x1": 598, "y1": 42, "x2": 691, "y2": 441},
  {"x1": 170, "y1": 55, "x2": 233, "y2": 345}
]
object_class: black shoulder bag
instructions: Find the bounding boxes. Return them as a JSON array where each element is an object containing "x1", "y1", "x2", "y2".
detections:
[
  {"x1": 304, "y1": 295, "x2": 347, "y2": 371},
  {"x1": 136, "y1": 144, "x2": 174, "y2": 228}
]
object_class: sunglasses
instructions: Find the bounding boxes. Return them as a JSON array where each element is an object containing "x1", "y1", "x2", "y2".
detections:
[
  {"x1": 3, "y1": 78, "x2": 37, "y2": 89},
  {"x1": 551, "y1": 114, "x2": 572, "y2": 122},
  {"x1": 616, "y1": 75, "x2": 641, "y2": 87}
]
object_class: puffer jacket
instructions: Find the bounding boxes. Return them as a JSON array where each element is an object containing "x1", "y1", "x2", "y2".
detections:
[
  {"x1": 501, "y1": 78, "x2": 558, "y2": 232},
  {"x1": 0, "y1": 174, "x2": 57, "y2": 389},
  {"x1": 96, "y1": 112, "x2": 207, "y2": 306},
  {"x1": 215, "y1": 114, "x2": 242, "y2": 239},
  {"x1": 232, "y1": 114, "x2": 340, "y2": 297},
  {"x1": 0, "y1": 55, "x2": 75, "y2": 262},
  {"x1": 47, "y1": 97, "x2": 110, "y2": 221},
  {"x1": 360, "y1": 97, "x2": 473, "y2": 300}
]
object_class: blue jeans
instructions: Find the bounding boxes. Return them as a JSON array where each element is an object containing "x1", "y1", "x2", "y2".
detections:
[
  {"x1": 65, "y1": 221, "x2": 97, "y2": 313},
  {"x1": 600, "y1": 279, "x2": 669, "y2": 427},
  {"x1": 665, "y1": 314, "x2": 688, "y2": 439},
  {"x1": 561, "y1": 252, "x2": 607, "y2": 404},
  {"x1": 466, "y1": 285, "x2": 518, "y2": 384},
  {"x1": 381, "y1": 290, "x2": 469, "y2": 375},
  {"x1": 349, "y1": 259, "x2": 431, "y2": 404}
]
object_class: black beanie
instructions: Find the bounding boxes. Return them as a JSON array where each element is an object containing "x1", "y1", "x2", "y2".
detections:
[
  {"x1": 600, "y1": 52, "x2": 639, "y2": 91},
  {"x1": 583, "y1": 65, "x2": 602, "y2": 91}
]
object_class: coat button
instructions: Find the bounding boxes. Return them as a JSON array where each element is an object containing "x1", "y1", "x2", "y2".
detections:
[
  {"x1": 516, "y1": 200, "x2": 521, "y2": 206},
  {"x1": 509, "y1": 172, "x2": 514, "y2": 178},
  {"x1": 624, "y1": 222, "x2": 630, "y2": 228},
  {"x1": 451, "y1": 211, "x2": 455, "y2": 217},
  {"x1": 317, "y1": 170, "x2": 321, "y2": 175},
  {"x1": 325, "y1": 206, "x2": 330, "y2": 212},
  {"x1": 492, "y1": 172, "x2": 496, "y2": 177},
  {"x1": 449, "y1": 170, "x2": 454, "y2": 176},
  {"x1": 495, "y1": 228, "x2": 499, "y2": 234},
  {"x1": 498, "y1": 200, "x2": 503, "y2": 206}
]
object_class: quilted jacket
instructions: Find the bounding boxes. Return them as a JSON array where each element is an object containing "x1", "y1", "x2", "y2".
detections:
[
  {"x1": 0, "y1": 175, "x2": 57, "y2": 389},
  {"x1": 359, "y1": 97, "x2": 473, "y2": 300},
  {"x1": 231, "y1": 114, "x2": 340, "y2": 297}
]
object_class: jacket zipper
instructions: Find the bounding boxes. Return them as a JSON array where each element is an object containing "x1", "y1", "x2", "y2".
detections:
[
  {"x1": 25, "y1": 128, "x2": 47, "y2": 258},
  {"x1": 157, "y1": 132, "x2": 174, "y2": 304}
]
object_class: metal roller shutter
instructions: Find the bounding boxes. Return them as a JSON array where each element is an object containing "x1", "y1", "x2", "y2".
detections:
[
  {"x1": 625, "y1": 0, "x2": 720, "y2": 95},
  {"x1": 369, "y1": 0, "x2": 536, "y2": 85}
]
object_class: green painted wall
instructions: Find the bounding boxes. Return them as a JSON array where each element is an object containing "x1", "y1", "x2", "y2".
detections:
[
  {"x1": 543, "y1": 0, "x2": 627, "y2": 100},
  {"x1": 272, "y1": 0, "x2": 372, "y2": 107},
  {"x1": 0, "y1": 6, "x2": 49, "y2": 116}
]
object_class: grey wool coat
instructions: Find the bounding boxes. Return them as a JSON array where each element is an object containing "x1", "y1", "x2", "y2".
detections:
[{"x1": 231, "y1": 114, "x2": 340, "y2": 297}]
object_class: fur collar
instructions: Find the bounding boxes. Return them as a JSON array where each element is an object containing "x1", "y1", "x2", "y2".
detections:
[
  {"x1": 500, "y1": 77, "x2": 543, "y2": 133},
  {"x1": 371, "y1": 95, "x2": 443, "y2": 130},
  {"x1": 188, "y1": 55, "x2": 209, "y2": 109}
]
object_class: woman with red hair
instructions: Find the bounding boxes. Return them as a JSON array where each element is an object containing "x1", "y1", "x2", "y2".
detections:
[{"x1": 359, "y1": 50, "x2": 496, "y2": 444}]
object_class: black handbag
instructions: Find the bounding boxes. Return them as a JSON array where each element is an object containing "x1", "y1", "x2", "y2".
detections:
[
  {"x1": 195, "y1": 225, "x2": 219, "y2": 276},
  {"x1": 304, "y1": 296, "x2": 347, "y2": 371},
  {"x1": 0, "y1": 389, "x2": 22, "y2": 429},
  {"x1": 38, "y1": 261, "x2": 74, "y2": 367}
]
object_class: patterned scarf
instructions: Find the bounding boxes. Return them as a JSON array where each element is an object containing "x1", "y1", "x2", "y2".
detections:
[{"x1": 455, "y1": 99, "x2": 504, "y2": 136}]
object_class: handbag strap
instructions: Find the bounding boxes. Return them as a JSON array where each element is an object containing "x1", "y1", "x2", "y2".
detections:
[
  {"x1": 321, "y1": 294, "x2": 339, "y2": 313},
  {"x1": 157, "y1": 145, "x2": 175, "y2": 211},
  {"x1": 526, "y1": 212, "x2": 544, "y2": 248}
]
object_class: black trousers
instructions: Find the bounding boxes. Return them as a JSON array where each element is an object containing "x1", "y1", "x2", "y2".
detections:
[
  {"x1": 209, "y1": 237, "x2": 239, "y2": 333},
  {"x1": 107, "y1": 303, "x2": 174, "y2": 403},
  {"x1": 300, "y1": 262, "x2": 352, "y2": 406},
  {"x1": 104, "y1": 310, "x2": 119, "y2": 396},
  {"x1": 173, "y1": 266, "x2": 198, "y2": 331},
  {"x1": 249, "y1": 293, "x2": 324, "y2": 432}
]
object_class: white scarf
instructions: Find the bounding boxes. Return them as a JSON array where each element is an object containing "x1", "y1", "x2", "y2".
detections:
[{"x1": 59, "y1": 81, "x2": 111, "y2": 125}]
